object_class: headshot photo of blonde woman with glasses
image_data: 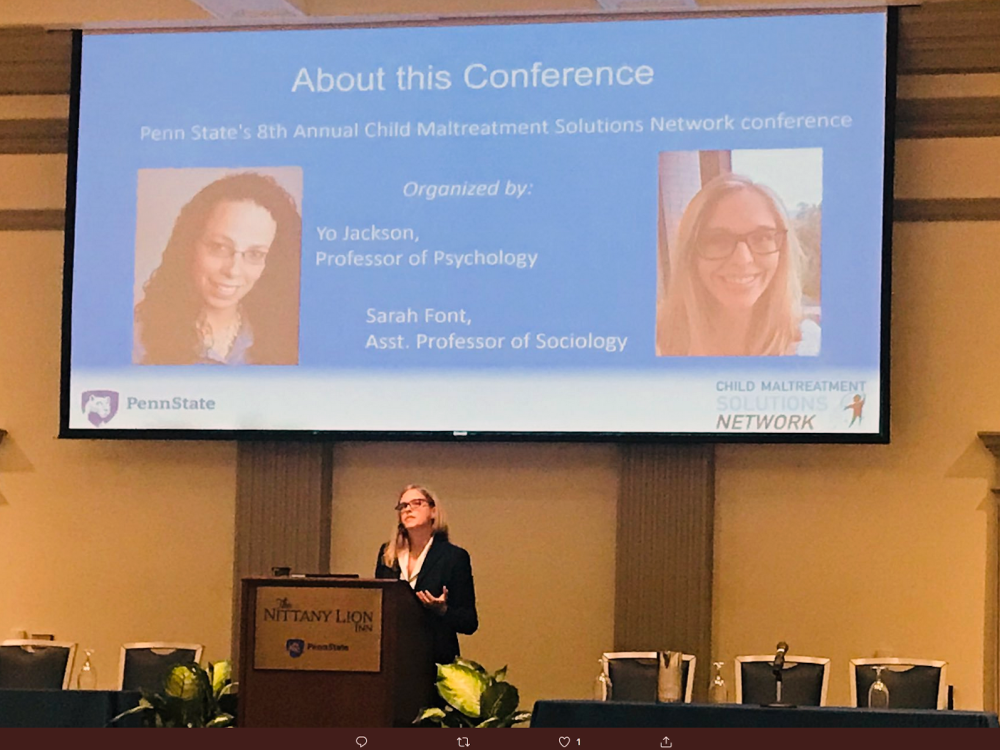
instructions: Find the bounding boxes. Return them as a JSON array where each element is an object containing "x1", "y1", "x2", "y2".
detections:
[
  {"x1": 655, "y1": 148, "x2": 822, "y2": 357},
  {"x1": 132, "y1": 166, "x2": 303, "y2": 365}
]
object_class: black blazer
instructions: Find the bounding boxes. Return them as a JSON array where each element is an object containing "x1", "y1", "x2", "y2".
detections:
[{"x1": 375, "y1": 535, "x2": 478, "y2": 665}]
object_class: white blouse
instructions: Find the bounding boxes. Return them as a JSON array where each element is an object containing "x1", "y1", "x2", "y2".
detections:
[{"x1": 397, "y1": 536, "x2": 434, "y2": 589}]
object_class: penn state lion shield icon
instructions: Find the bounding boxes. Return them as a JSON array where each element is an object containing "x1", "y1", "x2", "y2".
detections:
[{"x1": 81, "y1": 390, "x2": 120, "y2": 426}]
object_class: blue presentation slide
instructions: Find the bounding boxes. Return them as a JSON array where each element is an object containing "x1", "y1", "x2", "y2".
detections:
[{"x1": 66, "y1": 12, "x2": 888, "y2": 436}]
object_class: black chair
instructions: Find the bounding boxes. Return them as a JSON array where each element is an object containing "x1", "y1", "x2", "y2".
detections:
[
  {"x1": 850, "y1": 658, "x2": 948, "y2": 709},
  {"x1": 117, "y1": 642, "x2": 204, "y2": 692},
  {"x1": 599, "y1": 652, "x2": 696, "y2": 703},
  {"x1": 735, "y1": 654, "x2": 830, "y2": 706},
  {"x1": 0, "y1": 639, "x2": 77, "y2": 690}
]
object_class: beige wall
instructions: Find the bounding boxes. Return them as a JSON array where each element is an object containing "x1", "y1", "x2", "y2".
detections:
[
  {"x1": 0, "y1": 171, "x2": 237, "y2": 688},
  {"x1": 329, "y1": 441, "x2": 619, "y2": 707}
]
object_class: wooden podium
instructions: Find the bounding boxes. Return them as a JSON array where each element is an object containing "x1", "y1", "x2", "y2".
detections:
[{"x1": 237, "y1": 577, "x2": 436, "y2": 727}]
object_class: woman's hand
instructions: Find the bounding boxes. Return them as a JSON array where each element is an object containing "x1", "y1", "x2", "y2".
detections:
[{"x1": 416, "y1": 585, "x2": 449, "y2": 615}]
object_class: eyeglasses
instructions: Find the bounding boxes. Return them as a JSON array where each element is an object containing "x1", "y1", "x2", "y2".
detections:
[
  {"x1": 395, "y1": 498, "x2": 433, "y2": 512},
  {"x1": 696, "y1": 227, "x2": 787, "y2": 261},
  {"x1": 199, "y1": 240, "x2": 269, "y2": 266}
]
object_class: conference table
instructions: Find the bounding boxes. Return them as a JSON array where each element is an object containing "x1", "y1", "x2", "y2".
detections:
[
  {"x1": 0, "y1": 689, "x2": 142, "y2": 728},
  {"x1": 4, "y1": 691, "x2": 997, "y2": 728},
  {"x1": 531, "y1": 700, "x2": 1000, "y2": 728}
]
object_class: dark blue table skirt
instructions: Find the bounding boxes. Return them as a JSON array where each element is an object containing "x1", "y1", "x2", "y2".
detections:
[
  {"x1": 0, "y1": 689, "x2": 142, "y2": 728},
  {"x1": 531, "y1": 700, "x2": 1000, "y2": 728}
]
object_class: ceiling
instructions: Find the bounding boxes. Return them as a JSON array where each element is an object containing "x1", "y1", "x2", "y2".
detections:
[{"x1": 0, "y1": 0, "x2": 954, "y2": 29}]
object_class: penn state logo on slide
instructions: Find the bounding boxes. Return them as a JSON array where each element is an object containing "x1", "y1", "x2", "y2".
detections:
[
  {"x1": 81, "y1": 390, "x2": 120, "y2": 426},
  {"x1": 286, "y1": 639, "x2": 305, "y2": 658}
]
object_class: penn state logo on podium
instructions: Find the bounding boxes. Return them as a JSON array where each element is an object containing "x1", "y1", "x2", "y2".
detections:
[{"x1": 256, "y1": 586, "x2": 383, "y2": 671}]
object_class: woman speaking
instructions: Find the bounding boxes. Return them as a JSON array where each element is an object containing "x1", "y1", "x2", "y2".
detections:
[{"x1": 375, "y1": 485, "x2": 478, "y2": 665}]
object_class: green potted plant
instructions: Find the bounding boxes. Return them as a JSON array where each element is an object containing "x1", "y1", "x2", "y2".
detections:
[
  {"x1": 110, "y1": 660, "x2": 235, "y2": 728},
  {"x1": 415, "y1": 658, "x2": 532, "y2": 728}
]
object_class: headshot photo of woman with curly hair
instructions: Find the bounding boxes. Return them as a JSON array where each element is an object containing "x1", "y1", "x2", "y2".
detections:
[
  {"x1": 133, "y1": 168, "x2": 303, "y2": 365},
  {"x1": 655, "y1": 150, "x2": 822, "y2": 357}
]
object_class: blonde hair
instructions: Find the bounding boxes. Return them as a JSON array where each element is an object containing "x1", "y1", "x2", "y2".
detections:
[
  {"x1": 656, "y1": 173, "x2": 805, "y2": 356},
  {"x1": 381, "y1": 484, "x2": 449, "y2": 568}
]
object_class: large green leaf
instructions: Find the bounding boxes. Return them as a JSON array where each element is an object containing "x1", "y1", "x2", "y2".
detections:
[
  {"x1": 480, "y1": 682, "x2": 518, "y2": 722},
  {"x1": 506, "y1": 711, "x2": 533, "y2": 727},
  {"x1": 107, "y1": 699, "x2": 154, "y2": 727},
  {"x1": 210, "y1": 660, "x2": 232, "y2": 697},
  {"x1": 415, "y1": 659, "x2": 530, "y2": 729},
  {"x1": 205, "y1": 713, "x2": 235, "y2": 728},
  {"x1": 163, "y1": 664, "x2": 204, "y2": 702},
  {"x1": 161, "y1": 663, "x2": 217, "y2": 727},
  {"x1": 437, "y1": 662, "x2": 488, "y2": 718},
  {"x1": 414, "y1": 707, "x2": 447, "y2": 724}
]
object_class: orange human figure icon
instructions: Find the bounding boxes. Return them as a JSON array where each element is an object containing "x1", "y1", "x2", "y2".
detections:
[{"x1": 844, "y1": 394, "x2": 865, "y2": 426}]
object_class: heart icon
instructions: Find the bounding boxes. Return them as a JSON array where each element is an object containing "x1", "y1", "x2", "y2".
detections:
[
  {"x1": 559, "y1": 738, "x2": 570, "y2": 748},
  {"x1": 356, "y1": 738, "x2": 367, "y2": 748}
]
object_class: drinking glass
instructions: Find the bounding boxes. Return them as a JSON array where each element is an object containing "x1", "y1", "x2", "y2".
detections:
[
  {"x1": 77, "y1": 649, "x2": 97, "y2": 690},
  {"x1": 709, "y1": 661, "x2": 729, "y2": 704},
  {"x1": 867, "y1": 665, "x2": 889, "y2": 708},
  {"x1": 594, "y1": 660, "x2": 612, "y2": 700}
]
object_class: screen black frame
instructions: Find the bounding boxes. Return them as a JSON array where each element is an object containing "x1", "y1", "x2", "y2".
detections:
[{"x1": 58, "y1": 8, "x2": 897, "y2": 444}]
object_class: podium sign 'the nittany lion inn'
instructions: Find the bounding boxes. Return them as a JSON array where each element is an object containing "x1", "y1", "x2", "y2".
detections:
[{"x1": 254, "y1": 586, "x2": 383, "y2": 671}]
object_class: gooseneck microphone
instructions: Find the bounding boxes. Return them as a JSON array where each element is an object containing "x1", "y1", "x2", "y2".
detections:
[
  {"x1": 773, "y1": 641, "x2": 789, "y2": 674},
  {"x1": 769, "y1": 641, "x2": 790, "y2": 706}
]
